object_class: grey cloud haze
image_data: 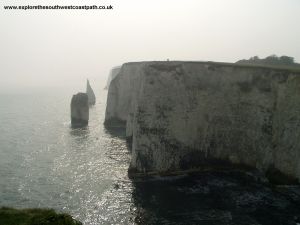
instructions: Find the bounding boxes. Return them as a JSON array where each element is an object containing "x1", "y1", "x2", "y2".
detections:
[{"x1": 0, "y1": 0, "x2": 299, "y2": 91}]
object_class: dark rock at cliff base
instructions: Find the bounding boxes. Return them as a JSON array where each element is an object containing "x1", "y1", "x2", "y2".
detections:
[
  {"x1": 266, "y1": 166, "x2": 299, "y2": 185},
  {"x1": 132, "y1": 170, "x2": 300, "y2": 225},
  {"x1": 71, "y1": 93, "x2": 89, "y2": 128},
  {"x1": 86, "y1": 79, "x2": 96, "y2": 105}
]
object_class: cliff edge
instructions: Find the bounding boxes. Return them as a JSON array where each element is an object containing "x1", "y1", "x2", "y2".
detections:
[
  {"x1": 105, "y1": 61, "x2": 300, "y2": 182},
  {"x1": 105, "y1": 66, "x2": 121, "y2": 90}
]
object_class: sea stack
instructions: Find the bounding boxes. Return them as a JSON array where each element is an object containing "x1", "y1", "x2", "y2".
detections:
[
  {"x1": 86, "y1": 79, "x2": 96, "y2": 105},
  {"x1": 71, "y1": 93, "x2": 89, "y2": 128}
]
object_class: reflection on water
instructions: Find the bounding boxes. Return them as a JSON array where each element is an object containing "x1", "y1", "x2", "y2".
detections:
[
  {"x1": 1, "y1": 89, "x2": 300, "y2": 225},
  {"x1": 69, "y1": 127, "x2": 90, "y2": 137},
  {"x1": 104, "y1": 126, "x2": 126, "y2": 139},
  {"x1": 0, "y1": 89, "x2": 135, "y2": 224}
]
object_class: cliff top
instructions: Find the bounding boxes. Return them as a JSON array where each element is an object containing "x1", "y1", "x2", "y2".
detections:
[{"x1": 122, "y1": 61, "x2": 300, "y2": 74}]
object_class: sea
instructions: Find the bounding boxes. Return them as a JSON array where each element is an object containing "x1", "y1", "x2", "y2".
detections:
[{"x1": 1, "y1": 85, "x2": 300, "y2": 225}]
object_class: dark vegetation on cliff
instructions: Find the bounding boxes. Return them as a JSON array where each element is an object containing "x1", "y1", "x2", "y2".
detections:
[
  {"x1": 0, "y1": 207, "x2": 82, "y2": 225},
  {"x1": 236, "y1": 55, "x2": 300, "y2": 70}
]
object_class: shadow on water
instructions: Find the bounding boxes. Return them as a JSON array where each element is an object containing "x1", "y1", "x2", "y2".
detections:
[
  {"x1": 68, "y1": 126, "x2": 90, "y2": 146},
  {"x1": 69, "y1": 126, "x2": 90, "y2": 137},
  {"x1": 104, "y1": 126, "x2": 126, "y2": 139},
  {"x1": 131, "y1": 170, "x2": 300, "y2": 225}
]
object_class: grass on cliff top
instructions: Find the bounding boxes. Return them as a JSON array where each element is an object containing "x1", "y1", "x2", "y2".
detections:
[
  {"x1": 0, "y1": 207, "x2": 82, "y2": 225},
  {"x1": 195, "y1": 61, "x2": 300, "y2": 73},
  {"x1": 125, "y1": 61, "x2": 300, "y2": 74},
  {"x1": 233, "y1": 62, "x2": 300, "y2": 73}
]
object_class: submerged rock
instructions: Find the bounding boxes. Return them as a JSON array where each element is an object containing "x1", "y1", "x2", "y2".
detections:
[
  {"x1": 105, "y1": 61, "x2": 300, "y2": 182},
  {"x1": 86, "y1": 79, "x2": 96, "y2": 105},
  {"x1": 71, "y1": 93, "x2": 89, "y2": 128}
]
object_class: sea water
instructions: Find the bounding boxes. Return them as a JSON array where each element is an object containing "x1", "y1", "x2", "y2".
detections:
[
  {"x1": 0, "y1": 87, "x2": 134, "y2": 224},
  {"x1": 1, "y1": 87, "x2": 300, "y2": 225}
]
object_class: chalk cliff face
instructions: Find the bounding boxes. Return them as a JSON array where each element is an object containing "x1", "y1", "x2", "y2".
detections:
[
  {"x1": 105, "y1": 66, "x2": 121, "y2": 90},
  {"x1": 71, "y1": 93, "x2": 89, "y2": 127},
  {"x1": 105, "y1": 61, "x2": 300, "y2": 181},
  {"x1": 105, "y1": 62, "x2": 145, "y2": 129}
]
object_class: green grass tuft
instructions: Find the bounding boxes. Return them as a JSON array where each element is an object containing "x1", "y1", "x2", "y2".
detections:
[{"x1": 0, "y1": 207, "x2": 82, "y2": 225}]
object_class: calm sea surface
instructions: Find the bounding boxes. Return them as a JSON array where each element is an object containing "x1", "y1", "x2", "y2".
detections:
[
  {"x1": 0, "y1": 88, "x2": 134, "y2": 224},
  {"x1": 1, "y1": 87, "x2": 300, "y2": 225}
]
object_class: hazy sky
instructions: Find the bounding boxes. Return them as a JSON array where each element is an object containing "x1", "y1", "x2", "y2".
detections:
[{"x1": 0, "y1": 0, "x2": 299, "y2": 91}]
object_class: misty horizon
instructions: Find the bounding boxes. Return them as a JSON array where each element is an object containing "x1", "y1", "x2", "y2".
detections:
[{"x1": 1, "y1": 0, "x2": 300, "y2": 91}]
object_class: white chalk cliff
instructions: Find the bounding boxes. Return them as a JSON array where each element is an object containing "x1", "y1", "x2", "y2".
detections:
[
  {"x1": 105, "y1": 61, "x2": 300, "y2": 181},
  {"x1": 105, "y1": 66, "x2": 121, "y2": 90}
]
